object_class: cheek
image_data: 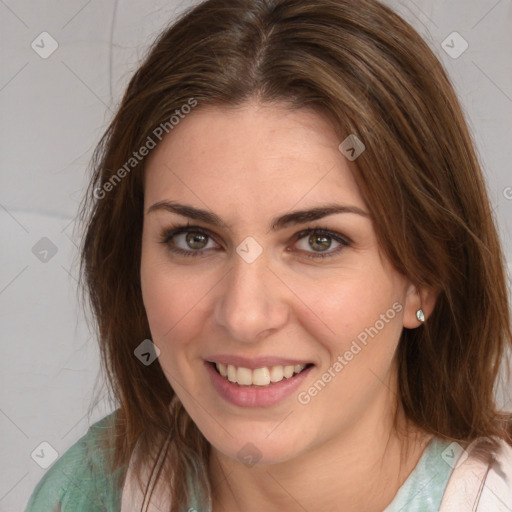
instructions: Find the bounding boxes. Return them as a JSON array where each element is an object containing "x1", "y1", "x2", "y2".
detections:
[
  {"x1": 293, "y1": 274, "x2": 405, "y2": 423},
  {"x1": 140, "y1": 260, "x2": 172, "y2": 336},
  {"x1": 293, "y1": 268, "x2": 404, "y2": 347},
  {"x1": 140, "y1": 250, "x2": 214, "y2": 355}
]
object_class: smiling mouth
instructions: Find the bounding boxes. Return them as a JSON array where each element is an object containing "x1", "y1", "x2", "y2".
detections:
[{"x1": 209, "y1": 361, "x2": 314, "y2": 387}]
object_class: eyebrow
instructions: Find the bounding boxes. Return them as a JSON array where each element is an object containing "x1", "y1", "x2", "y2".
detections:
[{"x1": 146, "y1": 200, "x2": 369, "y2": 231}]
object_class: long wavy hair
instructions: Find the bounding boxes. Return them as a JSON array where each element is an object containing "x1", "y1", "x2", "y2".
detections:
[{"x1": 77, "y1": 0, "x2": 512, "y2": 509}]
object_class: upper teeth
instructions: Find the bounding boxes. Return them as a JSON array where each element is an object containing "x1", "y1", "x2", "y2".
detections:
[{"x1": 215, "y1": 363, "x2": 307, "y2": 386}]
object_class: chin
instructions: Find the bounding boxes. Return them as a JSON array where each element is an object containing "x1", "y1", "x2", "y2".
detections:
[{"x1": 205, "y1": 428, "x2": 305, "y2": 467}]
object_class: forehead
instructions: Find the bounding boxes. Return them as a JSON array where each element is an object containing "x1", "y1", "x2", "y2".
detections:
[{"x1": 143, "y1": 102, "x2": 366, "y2": 218}]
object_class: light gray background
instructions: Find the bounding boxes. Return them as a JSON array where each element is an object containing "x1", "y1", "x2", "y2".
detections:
[{"x1": 1, "y1": 1, "x2": 511, "y2": 510}]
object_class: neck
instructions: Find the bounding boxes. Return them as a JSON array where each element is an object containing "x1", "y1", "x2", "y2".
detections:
[{"x1": 208, "y1": 389, "x2": 432, "y2": 512}]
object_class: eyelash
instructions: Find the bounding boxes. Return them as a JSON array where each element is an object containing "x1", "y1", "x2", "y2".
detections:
[{"x1": 159, "y1": 223, "x2": 352, "y2": 260}]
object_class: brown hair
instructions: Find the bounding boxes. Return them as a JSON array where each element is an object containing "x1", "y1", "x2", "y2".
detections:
[{"x1": 78, "y1": 0, "x2": 512, "y2": 509}]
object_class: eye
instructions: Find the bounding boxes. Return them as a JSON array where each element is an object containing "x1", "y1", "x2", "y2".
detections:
[
  {"x1": 159, "y1": 225, "x2": 351, "y2": 260},
  {"x1": 160, "y1": 225, "x2": 218, "y2": 258},
  {"x1": 292, "y1": 228, "x2": 351, "y2": 259}
]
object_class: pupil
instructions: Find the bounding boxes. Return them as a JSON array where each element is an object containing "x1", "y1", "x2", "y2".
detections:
[
  {"x1": 187, "y1": 232, "x2": 207, "y2": 249},
  {"x1": 310, "y1": 234, "x2": 330, "y2": 251}
]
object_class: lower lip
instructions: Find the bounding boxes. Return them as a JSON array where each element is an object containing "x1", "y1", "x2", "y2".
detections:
[{"x1": 205, "y1": 361, "x2": 314, "y2": 408}]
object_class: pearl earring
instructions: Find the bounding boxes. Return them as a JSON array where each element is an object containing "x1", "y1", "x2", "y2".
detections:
[{"x1": 416, "y1": 309, "x2": 425, "y2": 322}]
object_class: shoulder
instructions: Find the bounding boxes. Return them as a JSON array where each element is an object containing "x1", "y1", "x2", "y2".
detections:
[
  {"x1": 439, "y1": 436, "x2": 512, "y2": 511},
  {"x1": 479, "y1": 437, "x2": 512, "y2": 510},
  {"x1": 25, "y1": 410, "x2": 126, "y2": 512}
]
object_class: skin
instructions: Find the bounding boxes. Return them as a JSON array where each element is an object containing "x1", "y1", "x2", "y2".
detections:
[{"x1": 140, "y1": 100, "x2": 437, "y2": 511}]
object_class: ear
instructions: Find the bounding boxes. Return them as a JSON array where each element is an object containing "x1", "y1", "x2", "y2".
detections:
[{"x1": 402, "y1": 282, "x2": 438, "y2": 329}]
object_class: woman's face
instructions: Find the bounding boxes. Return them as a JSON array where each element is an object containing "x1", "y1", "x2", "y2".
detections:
[{"x1": 140, "y1": 101, "x2": 423, "y2": 465}]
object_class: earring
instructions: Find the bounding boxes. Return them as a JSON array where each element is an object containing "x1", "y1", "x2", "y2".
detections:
[{"x1": 416, "y1": 309, "x2": 425, "y2": 322}]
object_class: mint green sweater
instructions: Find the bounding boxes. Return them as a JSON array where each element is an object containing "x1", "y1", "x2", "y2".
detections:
[{"x1": 25, "y1": 411, "x2": 455, "y2": 511}]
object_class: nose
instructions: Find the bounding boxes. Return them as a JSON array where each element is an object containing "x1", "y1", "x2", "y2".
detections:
[{"x1": 213, "y1": 249, "x2": 289, "y2": 343}]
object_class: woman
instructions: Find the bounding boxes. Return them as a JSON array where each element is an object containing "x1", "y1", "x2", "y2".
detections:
[{"x1": 25, "y1": 0, "x2": 512, "y2": 511}]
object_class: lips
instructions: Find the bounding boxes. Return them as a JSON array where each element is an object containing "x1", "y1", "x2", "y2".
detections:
[{"x1": 205, "y1": 360, "x2": 314, "y2": 407}]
